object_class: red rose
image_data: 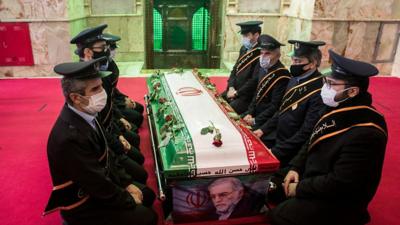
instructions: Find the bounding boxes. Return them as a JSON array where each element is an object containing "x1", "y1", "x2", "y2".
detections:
[
  {"x1": 165, "y1": 114, "x2": 173, "y2": 122},
  {"x1": 212, "y1": 139, "x2": 223, "y2": 147},
  {"x1": 158, "y1": 97, "x2": 167, "y2": 104}
]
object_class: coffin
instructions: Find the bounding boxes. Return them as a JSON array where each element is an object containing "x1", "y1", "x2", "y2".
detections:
[{"x1": 145, "y1": 70, "x2": 279, "y2": 223}]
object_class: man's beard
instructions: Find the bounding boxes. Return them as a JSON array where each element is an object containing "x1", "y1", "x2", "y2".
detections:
[
  {"x1": 216, "y1": 203, "x2": 235, "y2": 214},
  {"x1": 216, "y1": 197, "x2": 241, "y2": 215}
]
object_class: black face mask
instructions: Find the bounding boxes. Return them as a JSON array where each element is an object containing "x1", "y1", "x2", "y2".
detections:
[
  {"x1": 92, "y1": 49, "x2": 110, "y2": 60},
  {"x1": 290, "y1": 63, "x2": 309, "y2": 77},
  {"x1": 92, "y1": 49, "x2": 111, "y2": 70}
]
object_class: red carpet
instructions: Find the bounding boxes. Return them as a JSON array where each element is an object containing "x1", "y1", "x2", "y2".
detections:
[{"x1": 0, "y1": 76, "x2": 399, "y2": 225}]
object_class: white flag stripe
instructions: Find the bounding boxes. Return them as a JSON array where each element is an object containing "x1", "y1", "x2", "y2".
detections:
[{"x1": 164, "y1": 72, "x2": 250, "y2": 176}]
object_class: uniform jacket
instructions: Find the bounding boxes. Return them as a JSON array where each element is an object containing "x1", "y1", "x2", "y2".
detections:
[
  {"x1": 226, "y1": 44, "x2": 261, "y2": 102},
  {"x1": 285, "y1": 92, "x2": 388, "y2": 225},
  {"x1": 243, "y1": 61, "x2": 291, "y2": 129},
  {"x1": 45, "y1": 104, "x2": 136, "y2": 215},
  {"x1": 264, "y1": 70, "x2": 324, "y2": 167}
]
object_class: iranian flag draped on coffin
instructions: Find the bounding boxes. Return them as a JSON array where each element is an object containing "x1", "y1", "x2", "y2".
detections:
[{"x1": 147, "y1": 70, "x2": 279, "y2": 179}]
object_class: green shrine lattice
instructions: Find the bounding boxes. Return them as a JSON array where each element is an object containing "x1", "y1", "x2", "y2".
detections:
[
  {"x1": 192, "y1": 7, "x2": 209, "y2": 51},
  {"x1": 153, "y1": 6, "x2": 209, "y2": 51},
  {"x1": 153, "y1": 8, "x2": 163, "y2": 51}
]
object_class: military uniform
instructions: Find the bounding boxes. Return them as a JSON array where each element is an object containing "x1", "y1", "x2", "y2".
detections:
[
  {"x1": 103, "y1": 33, "x2": 145, "y2": 128},
  {"x1": 270, "y1": 50, "x2": 388, "y2": 225},
  {"x1": 71, "y1": 24, "x2": 148, "y2": 184},
  {"x1": 243, "y1": 34, "x2": 291, "y2": 130},
  {"x1": 44, "y1": 59, "x2": 157, "y2": 225},
  {"x1": 101, "y1": 59, "x2": 148, "y2": 184},
  {"x1": 261, "y1": 40, "x2": 325, "y2": 168},
  {"x1": 222, "y1": 21, "x2": 262, "y2": 114},
  {"x1": 108, "y1": 60, "x2": 144, "y2": 128},
  {"x1": 245, "y1": 62, "x2": 290, "y2": 128}
]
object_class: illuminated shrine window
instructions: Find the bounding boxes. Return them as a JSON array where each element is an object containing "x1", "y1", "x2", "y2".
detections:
[
  {"x1": 192, "y1": 7, "x2": 209, "y2": 51},
  {"x1": 153, "y1": 8, "x2": 163, "y2": 51}
]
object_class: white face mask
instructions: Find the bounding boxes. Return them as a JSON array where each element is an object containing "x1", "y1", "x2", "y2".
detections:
[
  {"x1": 320, "y1": 83, "x2": 351, "y2": 107},
  {"x1": 82, "y1": 89, "x2": 108, "y2": 115},
  {"x1": 242, "y1": 37, "x2": 252, "y2": 50},
  {"x1": 259, "y1": 56, "x2": 271, "y2": 69}
]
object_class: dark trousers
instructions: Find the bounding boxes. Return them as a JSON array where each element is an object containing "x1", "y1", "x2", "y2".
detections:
[
  {"x1": 119, "y1": 106, "x2": 144, "y2": 128},
  {"x1": 267, "y1": 167, "x2": 290, "y2": 205},
  {"x1": 230, "y1": 97, "x2": 251, "y2": 115},
  {"x1": 123, "y1": 130, "x2": 141, "y2": 148},
  {"x1": 221, "y1": 90, "x2": 251, "y2": 115},
  {"x1": 61, "y1": 203, "x2": 158, "y2": 225},
  {"x1": 261, "y1": 136, "x2": 276, "y2": 150},
  {"x1": 268, "y1": 169, "x2": 370, "y2": 225},
  {"x1": 133, "y1": 101, "x2": 145, "y2": 114},
  {"x1": 269, "y1": 198, "x2": 369, "y2": 225},
  {"x1": 118, "y1": 154, "x2": 148, "y2": 184}
]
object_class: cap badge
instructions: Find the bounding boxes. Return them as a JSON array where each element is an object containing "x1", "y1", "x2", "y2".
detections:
[{"x1": 334, "y1": 66, "x2": 346, "y2": 75}]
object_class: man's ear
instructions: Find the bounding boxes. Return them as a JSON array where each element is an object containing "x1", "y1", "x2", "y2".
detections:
[
  {"x1": 69, "y1": 93, "x2": 81, "y2": 105},
  {"x1": 347, "y1": 86, "x2": 360, "y2": 98},
  {"x1": 273, "y1": 49, "x2": 281, "y2": 60},
  {"x1": 83, "y1": 48, "x2": 93, "y2": 59},
  {"x1": 305, "y1": 59, "x2": 317, "y2": 70}
]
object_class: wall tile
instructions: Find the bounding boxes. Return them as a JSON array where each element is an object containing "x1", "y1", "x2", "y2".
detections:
[
  {"x1": 331, "y1": 21, "x2": 349, "y2": 55},
  {"x1": 87, "y1": 16, "x2": 145, "y2": 60},
  {"x1": 314, "y1": 0, "x2": 398, "y2": 20},
  {"x1": 311, "y1": 21, "x2": 334, "y2": 63},
  {"x1": 391, "y1": 39, "x2": 400, "y2": 76},
  {"x1": 375, "y1": 23, "x2": 399, "y2": 62},
  {"x1": 0, "y1": 0, "x2": 67, "y2": 20},
  {"x1": 29, "y1": 22, "x2": 71, "y2": 65}
]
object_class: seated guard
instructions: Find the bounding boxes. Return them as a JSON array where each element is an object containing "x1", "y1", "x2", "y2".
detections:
[
  {"x1": 242, "y1": 34, "x2": 291, "y2": 136},
  {"x1": 222, "y1": 21, "x2": 262, "y2": 114},
  {"x1": 270, "y1": 49, "x2": 388, "y2": 225},
  {"x1": 44, "y1": 58, "x2": 157, "y2": 225}
]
